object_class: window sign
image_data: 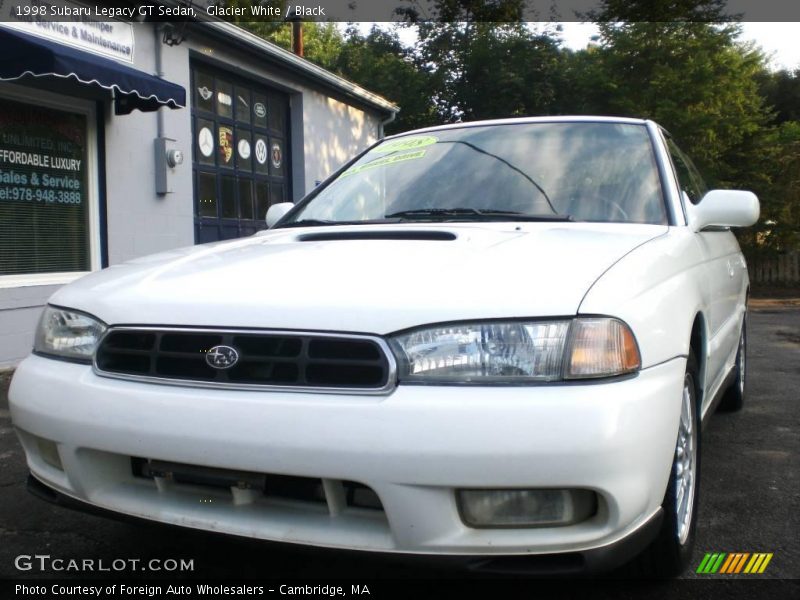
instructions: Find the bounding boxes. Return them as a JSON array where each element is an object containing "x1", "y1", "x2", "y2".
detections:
[{"x1": 0, "y1": 97, "x2": 89, "y2": 276}]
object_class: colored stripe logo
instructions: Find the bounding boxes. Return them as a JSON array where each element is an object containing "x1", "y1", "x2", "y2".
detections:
[{"x1": 697, "y1": 552, "x2": 773, "y2": 574}]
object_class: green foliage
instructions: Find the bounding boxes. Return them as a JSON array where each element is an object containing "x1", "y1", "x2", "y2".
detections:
[
  {"x1": 742, "y1": 121, "x2": 800, "y2": 251},
  {"x1": 769, "y1": 122, "x2": 800, "y2": 250},
  {"x1": 758, "y1": 69, "x2": 800, "y2": 124},
  {"x1": 396, "y1": 0, "x2": 526, "y2": 22},
  {"x1": 414, "y1": 22, "x2": 565, "y2": 121},
  {"x1": 237, "y1": 21, "x2": 344, "y2": 71},
  {"x1": 588, "y1": 0, "x2": 732, "y2": 22},
  {"x1": 217, "y1": 0, "x2": 343, "y2": 70},
  {"x1": 334, "y1": 26, "x2": 437, "y2": 133}
]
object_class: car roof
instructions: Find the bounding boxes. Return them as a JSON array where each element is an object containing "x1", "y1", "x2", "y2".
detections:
[{"x1": 385, "y1": 116, "x2": 653, "y2": 139}]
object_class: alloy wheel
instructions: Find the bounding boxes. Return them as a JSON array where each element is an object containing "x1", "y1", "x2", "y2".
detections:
[{"x1": 675, "y1": 374, "x2": 697, "y2": 545}]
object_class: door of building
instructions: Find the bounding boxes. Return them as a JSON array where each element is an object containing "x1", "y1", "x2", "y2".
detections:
[{"x1": 191, "y1": 65, "x2": 291, "y2": 243}]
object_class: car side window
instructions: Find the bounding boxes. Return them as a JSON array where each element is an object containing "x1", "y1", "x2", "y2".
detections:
[{"x1": 666, "y1": 137, "x2": 708, "y2": 205}]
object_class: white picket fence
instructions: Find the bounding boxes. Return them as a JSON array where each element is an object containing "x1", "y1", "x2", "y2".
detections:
[{"x1": 748, "y1": 252, "x2": 800, "y2": 285}]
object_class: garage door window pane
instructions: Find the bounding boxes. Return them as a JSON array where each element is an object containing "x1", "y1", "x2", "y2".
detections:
[
  {"x1": 269, "y1": 94, "x2": 285, "y2": 133},
  {"x1": 256, "y1": 182, "x2": 269, "y2": 222},
  {"x1": 235, "y1": 87, "x2": 251, "y2": 124},
  {"x1": 194, "y1": 71, "x2": 215, "y2": 113},
  {"x1": 196, "y1": 118, "x2": 215, "y2": 166},
  {"x1": 239, "y1": 180, "x2": 254, "y2": 220},
  {"x1": 253, "y1": 135, "x2": 269, "y2": 174},
  {"x1": 271, "y1": 182, "x2": 285, "y2": 205},
  {"x1": 269, "y1": 138, "x2": 285, "y2": 177},
  {"x1": 236, "y1": 128, "x2": 252, "y2": 172},
  {"x1": 253, "y1": 93, "x2": 267, "y2": 129},
  {"x1": 221, "y1": 176, "x2": 236, "y2": 218},
  {"x1": 216, "y1": 80, "x2": 233, "y2": 118},
  {"x1": 197, "y1": 173, "x2": 217, "y2": 217},
  {"x1": 218, "y1": 125, "x2": 234, "y2": 169}
]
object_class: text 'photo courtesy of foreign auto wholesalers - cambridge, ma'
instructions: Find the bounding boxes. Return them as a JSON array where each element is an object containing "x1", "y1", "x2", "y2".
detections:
[{"x1": 0, "y1": 1, "x2": 799, "y2": 599}]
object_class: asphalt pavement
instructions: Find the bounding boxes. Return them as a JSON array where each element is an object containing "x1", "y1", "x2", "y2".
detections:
[{"x1": 0, "y1": 303, "x2": 797, "y2": 589}]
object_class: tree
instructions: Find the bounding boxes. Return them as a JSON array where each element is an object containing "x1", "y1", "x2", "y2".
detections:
[
  {"x1": 215, "y1": 0, "x2": 345, "y2": 71},
  {"x1": 587, "y1": 0, "x2": 735, "y2": 22},
  {"x1": 758, "y1": 69, "x2": 800, "y2": 124},
  {"x1": 588, "y1": 2, "x2": 799, "y2": 251},
  {"x1": 334, "y1": 26, "x2": 437, "y2": 133},
  {"x1": 237, "y1": 20, "x2": 345, "y2": 72},
  {"x1": 405, "y1": 1, "x2": 567, "y2": 122},
  {"x1": 414, "y1": 22, "x2": 565, "y2": 121},
  {"x1": 763, "y1": 123, "x2": 800, "y2": 250}
]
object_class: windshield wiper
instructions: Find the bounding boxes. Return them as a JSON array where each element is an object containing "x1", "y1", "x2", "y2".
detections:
[
  {"x1": 276, "y1": 219, "x2": 341, "y2": 228},
  {"x1": 276, "y1": 218, "x2": 400, "y2": 229},
  {"x1": 384, "y1": 208, "x2": 572, "y2": 222}
]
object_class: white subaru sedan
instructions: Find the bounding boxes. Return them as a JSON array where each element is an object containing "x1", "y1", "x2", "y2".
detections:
[{"x1": 10, "y1": 117, "x2": 758, "y2": 576}]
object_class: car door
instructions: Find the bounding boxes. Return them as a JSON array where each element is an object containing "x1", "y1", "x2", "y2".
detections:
[{"x1": 665, "y1": 137, "x2": 742, "y2": 408}]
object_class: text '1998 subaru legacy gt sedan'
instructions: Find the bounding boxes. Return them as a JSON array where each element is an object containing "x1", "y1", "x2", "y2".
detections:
[{"x1": 10, "y1": 117, "x2": 758, "y2": 576}]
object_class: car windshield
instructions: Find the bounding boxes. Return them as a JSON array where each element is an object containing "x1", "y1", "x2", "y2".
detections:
[{"x1": 282, "y1": 121, "x2": 666, "y2": 226}]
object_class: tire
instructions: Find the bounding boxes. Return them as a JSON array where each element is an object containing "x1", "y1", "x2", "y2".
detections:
[
  {"x1": 719, "y1": 313, "x2": 747, "y2": 412},
  {"x1": 632, "y1": 353, "x2": 701, "y2": 577}
]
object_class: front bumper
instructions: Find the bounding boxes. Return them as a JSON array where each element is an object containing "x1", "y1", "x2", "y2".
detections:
[{"x1": 10, "y1": 354, "x2": 685, "y2": 565}]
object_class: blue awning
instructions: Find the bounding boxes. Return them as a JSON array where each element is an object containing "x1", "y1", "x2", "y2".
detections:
[{"x1": 0, "y1": 27, "x2": 185, "y2": 115}]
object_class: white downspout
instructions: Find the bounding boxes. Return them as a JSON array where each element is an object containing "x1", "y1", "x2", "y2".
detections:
[{"x1": 379, "y1": 110, "x2": 398, "y2": 139}]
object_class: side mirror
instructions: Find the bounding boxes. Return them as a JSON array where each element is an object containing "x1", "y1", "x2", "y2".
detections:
[
  {"x1": 687, "y1": 190, "x2": 760, "y2": 232},
  {"x1": 265, "y1": 202, "x2": 294, "y2": 228}
]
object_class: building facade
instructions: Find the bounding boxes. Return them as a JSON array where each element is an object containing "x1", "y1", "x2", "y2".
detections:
[{"x1": 0, "y1": 11, "x2": 398, "y2": 367}]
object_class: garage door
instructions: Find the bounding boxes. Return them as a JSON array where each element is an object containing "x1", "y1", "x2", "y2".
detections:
[{"x1": 191, "y1": 65, "x2": 291, "y2": 243}]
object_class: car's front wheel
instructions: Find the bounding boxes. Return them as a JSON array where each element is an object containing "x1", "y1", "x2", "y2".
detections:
[{"x1": 632, "y1": 353, "x2": 700, "y2": 577}]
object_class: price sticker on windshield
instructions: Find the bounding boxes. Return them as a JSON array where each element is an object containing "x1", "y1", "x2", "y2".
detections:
[
  {"x1": 342, "y1": 150, "x2": 427, "y2": 177},
  {"x1": 373, "y1": 135, "x2": 438, "y2": 153}
]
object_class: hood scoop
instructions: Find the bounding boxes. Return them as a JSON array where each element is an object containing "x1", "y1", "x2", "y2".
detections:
[{"x1": 296, "y1": 230, "x2": 457, "y2": 242}]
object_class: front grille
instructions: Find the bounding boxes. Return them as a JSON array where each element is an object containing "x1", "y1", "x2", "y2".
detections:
[{"x1": 95, "y1": 328, "x2": 393, "y2": 391}]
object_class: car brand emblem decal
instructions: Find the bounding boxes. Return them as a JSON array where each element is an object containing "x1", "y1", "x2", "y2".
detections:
[
  {"x1": 198, "y1": 86, "x2": 212, "y2": 101},
  {"x1": 271, "y1": 142, "x2": 282, "y2": 168},
  {"x1": 254, "y1": 102, "x2": 266, "y2": 118},
  {"x1": 217, "y1": 91, "x2": 232, "y2": 106},
  {"x1": 218, "y1": 127, "x2": 233, "y2": 164},
  {"x1": 255, "y1": 139, "x2": 268, "y2": 164},
  {"x1": 206, "y1": 345, "x2": 240, "y2": 369},
  {"x1": 198, "y1": 127, "x2": 214, "y2": 157},
  {"x1": 238, "y1": 138, "x2": 251, "y2": 160}
]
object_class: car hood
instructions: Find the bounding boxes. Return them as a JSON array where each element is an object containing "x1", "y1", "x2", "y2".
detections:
[{"x1": 52, "y1": 223, "x2": 667, "y2": 334}]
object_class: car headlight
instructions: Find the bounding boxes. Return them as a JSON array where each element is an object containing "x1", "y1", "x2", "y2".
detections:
[
  {"x1": 390, "y1": 318, "x2": 640, "y2": 383},
  {"x1": 33, "y1": 306, "x2": 106, "y2": 363}
]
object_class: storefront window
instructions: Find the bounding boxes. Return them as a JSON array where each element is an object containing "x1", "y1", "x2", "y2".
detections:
[{"x1": 0, "y1": 97, "x2": 90, "y2": 276}]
